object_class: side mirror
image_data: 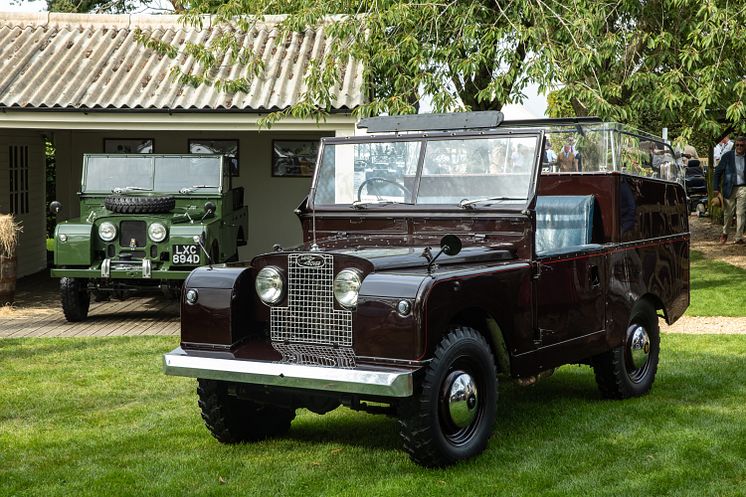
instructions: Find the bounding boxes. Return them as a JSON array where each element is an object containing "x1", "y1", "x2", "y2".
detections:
[
  {"x1": 440, "y1": 234, "x2": 462, "y2": 256},
  {"x1": 203, "y1": 201, "x2": 216, "y2": 215},
  {"x1": 423, "y1": 234, "x2": 463, "y2": 274},
  {"x1": 49, "y1": 201, "x2": 62, "y2": 215}
]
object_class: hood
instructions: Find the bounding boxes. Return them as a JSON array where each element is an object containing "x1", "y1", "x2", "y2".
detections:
[{"x1": 336, "y1": 246, "x2": 514, "y2": 271}]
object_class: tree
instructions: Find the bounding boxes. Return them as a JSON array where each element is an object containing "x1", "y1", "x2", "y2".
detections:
[
  {"x1": 11, "y1": 0, "x2": 182, "y2": 14},
  {"x1": 545, "y1": 0, "x2": 746, "y2": 145},
  {"x1": 147, "y1": 0, "x2": 555, "y2": 126},
  {"x1": 138, "y1": 0, "x2": 746, "y2": 142}
]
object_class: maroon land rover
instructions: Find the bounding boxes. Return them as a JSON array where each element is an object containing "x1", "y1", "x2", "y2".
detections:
[{"x1": 164, "y1": 113, "x2": 689, "y2": 467}]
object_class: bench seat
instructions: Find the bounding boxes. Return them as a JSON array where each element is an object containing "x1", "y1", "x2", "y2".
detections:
[{"x1": 535, "y1": 195, "x2": 597, "y2": 257}]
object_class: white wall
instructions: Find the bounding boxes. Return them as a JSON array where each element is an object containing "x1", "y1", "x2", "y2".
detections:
[
  {"x1": 55, "y1": 129, "x2": 335, "y2": 259},
  {"x1": 0, "y1": 131, "x2": 47, "y2": 278}
]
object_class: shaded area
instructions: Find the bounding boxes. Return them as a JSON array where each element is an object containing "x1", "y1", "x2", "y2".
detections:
[{"x1": 2, "y1": 271, "x2": 179, "y2": 337}]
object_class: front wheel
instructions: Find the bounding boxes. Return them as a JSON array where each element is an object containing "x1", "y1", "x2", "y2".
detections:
[
  {"x1": 592, "y1": 299, "x2": 660, "y2": 399},
  {"x1": 398, "y1": 326, "x2": 497, "y2": 467},
  {"x1": 60, "y1": 277, "x2": 90, "y2": 322},
  {"x1": 197, "y1": 379, "x2": 295, "y2": 443}
]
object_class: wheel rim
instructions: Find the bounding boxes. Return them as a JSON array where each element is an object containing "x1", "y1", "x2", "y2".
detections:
[
  {"x1": 439, "y1": 361, "x2": 484, "y2": 446},
  {"x1": 626, "y1": 324, "x2": 651, "y2": 382}
]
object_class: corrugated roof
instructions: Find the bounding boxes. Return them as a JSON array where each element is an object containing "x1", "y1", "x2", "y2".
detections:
[{"x1": 0, "y1": 12, "x2": 364, "y2": 111}]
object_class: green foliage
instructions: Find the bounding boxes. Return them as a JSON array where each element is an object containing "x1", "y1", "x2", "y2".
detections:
[
  {"x1": 2, "y1": 335, "x2": 746, "y2": 496},
  {"x1": 138, "y1": 0, "x2": 744, "y2": 141},
  {"x1": 44, "y1": 138, "x2": 56, "y2": 238},
  {"x1": 545, "y1": 0, "x2": 746, "y2": 144},
  {"x1": 41, "y1": 0, "x2": 137, "y2": 13},
  {"x1": 140, "y1": 0, "x2": 555, "y2": 124}
]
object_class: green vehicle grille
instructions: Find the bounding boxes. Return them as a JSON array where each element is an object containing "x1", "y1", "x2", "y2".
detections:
[{"x1": 120, "y1": 221, "x2": 146, "y2": 247}]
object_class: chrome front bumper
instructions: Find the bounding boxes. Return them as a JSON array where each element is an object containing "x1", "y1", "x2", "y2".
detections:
[{"x1": 163, "y1": 347, "x2": 414, "y2": 397}]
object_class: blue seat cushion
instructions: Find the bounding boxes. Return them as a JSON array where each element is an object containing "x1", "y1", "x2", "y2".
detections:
[{"x1": 535, "y1": 195, "x2": 596, "y2": 256}]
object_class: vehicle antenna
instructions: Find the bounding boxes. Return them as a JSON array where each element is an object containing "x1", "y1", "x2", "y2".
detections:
[{"x1": 309, "y1": 185, "x2": 318, "y2": 251}]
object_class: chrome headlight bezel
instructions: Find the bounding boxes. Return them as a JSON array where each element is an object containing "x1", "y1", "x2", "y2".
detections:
[
  {"x1": 334, "y1": 268, "x2": 362, "y2": 308},
  {"x1": 255, "y1": 266, "x2": 284, "y2": 305},
  {"x1": 148, "y1": 222, "x2": 168, "y2": 243},
  {"x1": 98, "y1": 222, "x2": 117, "y2": 242}
]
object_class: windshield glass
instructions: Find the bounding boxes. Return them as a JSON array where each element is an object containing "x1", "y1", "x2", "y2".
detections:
[
  {"x1": 313, "y1": 135, "x2": 539, "y2": 206},
  {"x1": 83, "y1": 155, "x2": 223, "y2": 193}
]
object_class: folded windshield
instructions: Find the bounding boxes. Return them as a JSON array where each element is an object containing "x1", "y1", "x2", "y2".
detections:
[
  {"x1": 82, "y1": 155, "x2": 223, "y2": 194},
  {"x1": 313, "y1": 135, "x2": 539, "y2": 207}
]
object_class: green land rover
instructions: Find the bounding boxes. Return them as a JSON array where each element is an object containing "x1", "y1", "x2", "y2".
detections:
[{"x1": 49, "y1": 154, "x2": 248, "y2": 322}]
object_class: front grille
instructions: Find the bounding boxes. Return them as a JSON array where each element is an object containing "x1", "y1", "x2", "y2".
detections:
[
  {"x1": 272, "y1": 343, "x2": 356, "y2": 368},
  {"x1": 270, "y1": 253, "x2": 353, "y2": 347},
  {"x1": 119, "y1": 221, "x2": 146, "y2": 247}
]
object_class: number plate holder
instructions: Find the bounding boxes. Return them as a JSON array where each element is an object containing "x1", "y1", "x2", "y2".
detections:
[{"x1": 172, "y1": 244, "x2": 201, "y2": 265}]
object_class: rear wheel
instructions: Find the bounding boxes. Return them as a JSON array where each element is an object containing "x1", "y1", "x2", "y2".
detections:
[
  {"x1": 60, "y1": 277, "x2": 90, "y2": 322},
  {"x1": 592, "y1": 300, "x2": 660, "y2": 399},
  {"x1": 197, "y1": 379, "x2": 295, "y2": 443},
  {"x1": 398, "y1": 326, "x2": 497, "y2": 467}
]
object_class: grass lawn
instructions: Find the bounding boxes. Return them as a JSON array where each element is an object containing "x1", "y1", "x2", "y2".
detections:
[
  {"x1": 1, "y1": 335, "x2": 745, "y2": 497},
  {"x1": 688, "y1": 250, "x2": 746, "y2": 316}
]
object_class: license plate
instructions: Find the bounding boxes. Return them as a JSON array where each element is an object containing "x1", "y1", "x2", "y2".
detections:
[{"x1": 172, "y1": 244, "x2": 200, "y2": 265}]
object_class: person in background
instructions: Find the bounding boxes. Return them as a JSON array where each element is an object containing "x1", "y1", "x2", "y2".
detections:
[
  {"x1": 714, "y1": 135, "x2": 734, "y2": 165},
  {"x1": 544, "y1": 140, "x2": 557, "y2": 164},
  {"x1": 557, "y1": 142, "x2": 578, "y2": 172},
  {"x1": 713, "y1": 136, "x2": 746, "y2": 244}
]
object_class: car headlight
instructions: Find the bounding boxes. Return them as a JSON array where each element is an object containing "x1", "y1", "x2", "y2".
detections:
[
  {"x1": 148, "y1": 222, "x2": 167, "y2": 243},
  {"x1": 334, "y1": 269, "x2": 362, "y2": 308},
  {"x1": 255, "y1": 266, "x2": 284, "y2": 305},
  {"x1": 98, "y1": 222, "x2": 117, "y2": 242}
]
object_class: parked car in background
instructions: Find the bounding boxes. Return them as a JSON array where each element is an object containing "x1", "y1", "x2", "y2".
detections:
[
  {"x1": 49, "y1": 154, "x2": 247, "y2": 322},
  {"x1": 165, "y1": 113, "x2": 689, "y2": 467}
]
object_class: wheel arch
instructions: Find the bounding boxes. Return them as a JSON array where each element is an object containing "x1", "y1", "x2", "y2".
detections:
[
  {"x1": 638, "y1": 292, "x2": 667, "y2": 324},
  {"x1": 448, "y1": 307, "x2": 511, "y2": 375}
]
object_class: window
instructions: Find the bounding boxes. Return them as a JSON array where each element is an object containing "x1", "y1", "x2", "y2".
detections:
[{"x1": 9, "y1": 145, "x2": 29, "y2": 215}]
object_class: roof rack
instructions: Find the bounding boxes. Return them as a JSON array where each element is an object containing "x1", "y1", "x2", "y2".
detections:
[
  {"x1": 357, "y1": 112, "x2": 606, "y2": 133},
  {"x1": 500, "y1": 116, "x2": 604, "y2": 127},
  {"x1": 358, "y1": 111, "x2": 504, "y2": 133}
]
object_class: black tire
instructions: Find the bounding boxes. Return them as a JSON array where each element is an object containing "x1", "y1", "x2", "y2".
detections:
[
  {"x1": 60, "y1": 277, "x2": 90, "y2": 322},
  {"x1": 104, "y1": 195, "x2": 175, "y2": 214},
  {"x1": 398, "y1": 326, "x2": 498, "y2": 467},
  {"x1": 197, "y1": 379, "x2": 295, "y2": 443},
  {"x1": 592, "y1": 300, "x2": 660, "y2": 399}
]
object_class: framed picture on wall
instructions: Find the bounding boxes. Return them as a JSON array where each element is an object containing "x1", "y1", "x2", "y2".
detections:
[
  {"x1": 272, "y1": 140, "x2": 320, "y2": 177},
  {"x1": 104, "y1": 138, "x2": 154, "y2": 154},
  {"x1": 189, "y1": 139, "x2": 240, "y2": 176}
]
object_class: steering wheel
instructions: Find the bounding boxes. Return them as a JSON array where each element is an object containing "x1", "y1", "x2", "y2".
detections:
[{"x1": 356, "y1": 177, "x2": 411, "y2": 202}]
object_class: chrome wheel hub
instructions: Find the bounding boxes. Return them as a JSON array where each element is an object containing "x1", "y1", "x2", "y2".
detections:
[
  {"x1": 628, "y1": 324, "x2": 650, "y2": 370},
  {"x1": 446, "y1": 371, "x2": 479, "y2": 428}
]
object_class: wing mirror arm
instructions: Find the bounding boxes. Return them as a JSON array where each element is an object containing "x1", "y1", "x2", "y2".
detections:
[
  {"x1": 423, "y1": 235, "x2": 462, "y2": 274},
  {"x1": 201, "y1": 201, "x2": 216, "y2": 222}
]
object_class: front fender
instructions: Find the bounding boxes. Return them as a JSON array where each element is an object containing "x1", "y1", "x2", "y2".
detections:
[
  {"x1": 53, "y1": 223, "x2": 93, "y2": 266},
  {"x1": 181, "y1": 265, "x2": 254, "y2": 349}
]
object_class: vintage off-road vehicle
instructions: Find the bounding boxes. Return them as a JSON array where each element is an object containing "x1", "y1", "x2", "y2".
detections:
[
  {"x1": 164, "y1": 113, "x2": 689, "y2": 467},
  {"x1": 50, "y1": 154, "x2": 247, "y2": 321}
]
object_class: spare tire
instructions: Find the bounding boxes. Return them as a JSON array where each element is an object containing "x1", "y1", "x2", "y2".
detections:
[{"x1": 104, "y1": 195, "x2": 175, "y2": 214}]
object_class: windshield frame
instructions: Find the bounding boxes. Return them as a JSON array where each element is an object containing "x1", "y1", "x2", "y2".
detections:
[
  {"x1": 81, "y1": 154, "x2": 226, "y2": 195},
  {"x1": 310, "y1": 130, "x2": 545, "y2": 211}
]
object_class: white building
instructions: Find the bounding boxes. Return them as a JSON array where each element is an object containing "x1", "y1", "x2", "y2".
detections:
[{"x1": 0, "y1": 12, "x2": 361, "y2": 277}]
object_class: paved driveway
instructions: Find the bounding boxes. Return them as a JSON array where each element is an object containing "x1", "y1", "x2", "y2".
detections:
[{"x1": 1, "y1": 271, "x2": 179, "y2": 338}]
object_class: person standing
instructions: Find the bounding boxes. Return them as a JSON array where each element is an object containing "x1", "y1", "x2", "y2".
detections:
[
  {"x1": 556, "y1": 143, "x2": 578, "y2": 172},
  {"x1": 713, "y1": 136, "x2": 746, "y2": 244},
  {"x1": 714, "y1": 135, "x2": 734, "y2": 165}
]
